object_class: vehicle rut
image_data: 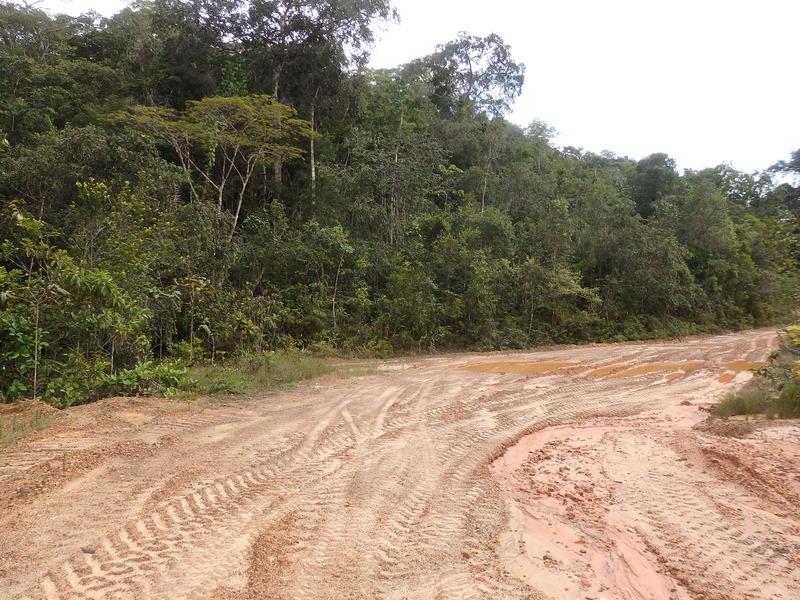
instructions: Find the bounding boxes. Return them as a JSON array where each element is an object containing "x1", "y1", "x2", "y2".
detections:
[{"x1": 0, "y1": 329, "x2": 778, "y2": 600}]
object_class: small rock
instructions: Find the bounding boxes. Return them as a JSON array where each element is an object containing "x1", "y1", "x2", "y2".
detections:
[
  {"x1": 17, "y1": 487, "x2": 31, "y2": 497},
  {"x1": 81, "y1": 547, "x2": 96, "y2": 554}
]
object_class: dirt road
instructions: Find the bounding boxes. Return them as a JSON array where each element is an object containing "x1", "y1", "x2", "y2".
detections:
[{"x1": 1, "y1": 328, "x2": 798, "y2": 600}]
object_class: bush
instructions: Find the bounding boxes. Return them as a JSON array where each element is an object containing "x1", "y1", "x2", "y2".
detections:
[
  {"x1": 711, "y1": 388, "x2": 772, "y2": 418},
  {"x1": 772, "y1": 381, "x2": 800, "y2": 418},
  {"x1": 41, "y1": 357, "x2": 190, "y2": 408},
  {"x1": 105, "y1": 360, "x2": 189, "y2": 397},
  {"x1": 189, "y1": 351, "x2": 333, "y2": 396}
]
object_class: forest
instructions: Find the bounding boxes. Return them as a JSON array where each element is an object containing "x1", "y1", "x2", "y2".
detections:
[{"x1": 1, "y1": 0, "x2": 799, "y2": 407}]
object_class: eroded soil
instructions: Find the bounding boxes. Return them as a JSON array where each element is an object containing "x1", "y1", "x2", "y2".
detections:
[{"x1": 1, "y1": 329, "x2": 797, "y2": 600}]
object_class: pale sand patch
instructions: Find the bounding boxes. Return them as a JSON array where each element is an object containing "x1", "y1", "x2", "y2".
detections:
[
  {"x1": 463, "y1": 361, "x2": 576, "y2": 374},
  {"x1": 117, "y1": 412, "x2": 155, "y2": 426}
]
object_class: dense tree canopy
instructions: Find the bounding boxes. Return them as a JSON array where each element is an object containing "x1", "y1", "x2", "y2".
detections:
[{"x1": 1, "y1": 0, "x2": 798, "y2": 406}]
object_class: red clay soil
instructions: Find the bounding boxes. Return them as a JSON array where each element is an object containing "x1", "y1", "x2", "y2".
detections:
[{"x1": 1, "y1": 328, "x2": 797, "y2": 600}]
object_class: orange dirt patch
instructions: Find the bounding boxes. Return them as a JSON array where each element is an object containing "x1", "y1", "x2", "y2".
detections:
[
  {"x1": 462, "y1": 361, "x2": 576, "y2": 374},
  {"x1": 724, "y1": 360, "x2": 767, "y2": 371},
  {"x1": 718, "y1": 373, "x2": 737, "y2": 383},
  {"x1": 584, "y1": 364, "x2": 630, "y2": 378},
  {"x1": 609, "y1": 361, "x2": 703, "y2": 378}
]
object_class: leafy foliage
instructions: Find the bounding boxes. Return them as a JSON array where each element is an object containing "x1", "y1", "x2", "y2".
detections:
[
  {"x1": 712, "y1": 326, "x2": 800, "y2": 420},
  {"x1": 0, "y1": 0, "x2": 798, "y2": 407}
]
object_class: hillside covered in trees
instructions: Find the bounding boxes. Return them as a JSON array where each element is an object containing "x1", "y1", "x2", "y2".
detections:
[{"x1": 1, "y1": 0, "x2": 799, "y2": 407}]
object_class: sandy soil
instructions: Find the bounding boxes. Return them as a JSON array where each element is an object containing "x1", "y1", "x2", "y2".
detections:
[{"x1": 1, "y1": 328, "x2": 797, "y2": 600}]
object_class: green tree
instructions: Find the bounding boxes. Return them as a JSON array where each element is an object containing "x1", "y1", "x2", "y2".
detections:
[
  {"x1": 627, "y1": 152, "x2": 681, "y2": 219},
  {"x1": 244, "y1": 0, "x2": 396, "y2": 102},
  {"x1": 0, "y1": 4, "x2": 125, "y2": 143},
  {"x1": 0, "y1": 125, "x2": 173, "y2": 220},
  {"x1": 111, "y1": 95, "x2": 313, "y2": 237},
  {"x1": 1, "y1": 203, "x2": 152, "y2": 406},
  {"x1": 401, "y1": 32, "x2": 525, "y2": 118}
]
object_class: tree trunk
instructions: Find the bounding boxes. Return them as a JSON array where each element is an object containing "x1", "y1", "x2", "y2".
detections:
[
  {"x1": 310, "y1": 91, "x2": 318, "y2": 213},
  {"x1": 481, "y1": 165, "x2": 489, "y2": 213},
  {"x1": 32, "y1": 301, "x2": 41, "y2": 401},
  {"x1": 331, "y1": 255, "x2": 343, "y2": 331},
  {"x1": 272, "y1": 64, "x2": 284, "y2": 198}
]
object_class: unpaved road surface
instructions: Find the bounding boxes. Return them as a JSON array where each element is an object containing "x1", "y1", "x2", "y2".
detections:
[{"x1": 2, "y1": 329, "x2": 799, "y2": 600}]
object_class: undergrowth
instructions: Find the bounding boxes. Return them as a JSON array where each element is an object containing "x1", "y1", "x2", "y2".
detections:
[
  {"x1": 0, "y1": 408, "x2": 52, "y2": 446},
  {"x1": 187, "y1": 351, "x2": 339, "y2": 397},
  {"x1": 712, "y1": 386, "x2": 773, "y2": 419},
  {"x1": 710, "y1": 326, "x2": 800, "y2": 421},
  {"x1": 711, "y1": 383, "x2": 800, "y2": 421}
]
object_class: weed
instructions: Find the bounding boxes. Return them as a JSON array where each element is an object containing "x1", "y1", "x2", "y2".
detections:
[
  {"x1": 717, "y1": 419, "x2": 757, "y2": 438},
  {"x1": 770, "y1": 380, "x2": 800, "y2": 418},
  {"x1": 337, "y1": 366, "x2": 377, "y2": 378},
  {"x1": 711, "y1": 388, "x2": 772, "y2": 418},
  {"x1": 188, "y1": 350, "x2": 335, "y2": 397},
  {"x1": 0, "y1": 408, "x2": 52, "y2": 446},
  {"x1": 710, "y1": 376, "x2": 800, "y2": 421},
  {"x1": 207, "y1": 377, "x2": 242, "y2": 395}
]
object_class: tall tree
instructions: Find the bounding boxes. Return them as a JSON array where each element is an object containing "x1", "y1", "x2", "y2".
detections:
[
  {"x1": 401, "y1": 32, "x2": 525, "y2": 118},
  {"x1": 627, "y1": 152, "x2": 681, "y2": 219},
  {"x1": 148, "y1": 0, "x2": 242, "y2": 106},
  {"x1": 111, "y1": 95, "x2": 313, "y2": 238},
  {"x1": 243, "y1": 0, "x2": 395, "y2": 191},
  {"x1": 245, "y1": 0, "x2": 395, "y2": 103}
]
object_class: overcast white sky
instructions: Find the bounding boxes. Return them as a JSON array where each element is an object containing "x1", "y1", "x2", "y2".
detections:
[{"x1": 39, "y1": 0, "x2": 800, "y2": 173}]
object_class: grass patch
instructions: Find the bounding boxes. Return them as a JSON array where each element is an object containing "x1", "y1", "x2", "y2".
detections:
[
  {"x1": 335, "y1": 366, "x2": 378, "y2": 378},
  {"x1": 711, "y1": 387, "x2": 772, "y2": 418},
  {"x1": 771, "y1": 380, "x2": 800, "y2": 418},
  {"x1": 723, "y1": 420, "x2": 757, "y2": 438},
  {"x1": 188, "y1": 351, "x2": 336, "y2": 397},
  {"x1": 0, "y1": 408, "x2": 53, "y2": 446},
  {"x1": 710, "y1": 379, "x2": 800, "y2": 421}
]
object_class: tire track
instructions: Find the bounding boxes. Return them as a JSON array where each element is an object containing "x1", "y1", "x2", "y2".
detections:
[{"x1": 4, "y1": 329, "x2": 778, "y2": 600}]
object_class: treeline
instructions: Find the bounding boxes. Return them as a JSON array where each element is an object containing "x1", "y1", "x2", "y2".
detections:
[{"x1": 1, "y1": 0, "x2": 799, "y2": 406}]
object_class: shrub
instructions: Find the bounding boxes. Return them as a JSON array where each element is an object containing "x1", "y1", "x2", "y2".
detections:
[
  {"x1": 711, "y1": 388, "x2": 772, "y2": 418},
  {"x1": 189, "y1": 351, "x2": 333, "y2": 396},
  {"x1": 771, "y1": 381, "x2": 800, "y2": 418}
]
